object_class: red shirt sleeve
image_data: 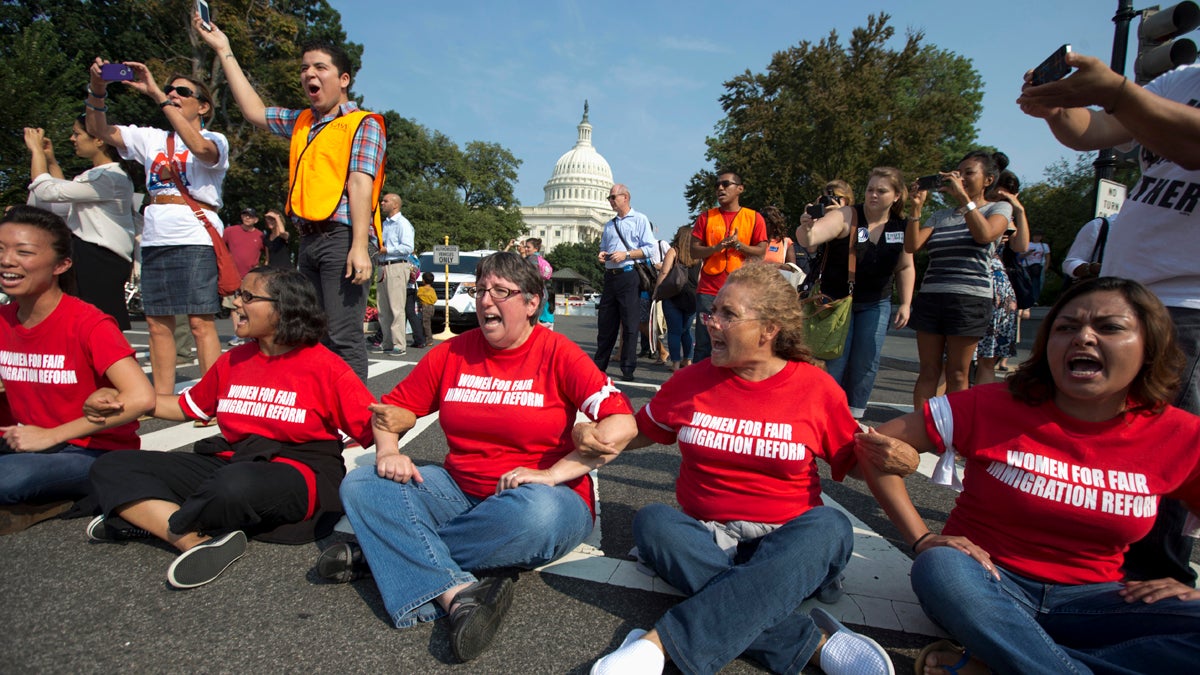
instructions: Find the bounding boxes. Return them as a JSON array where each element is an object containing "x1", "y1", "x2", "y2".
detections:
[
  {"x1": 556, "y1": 339, "x2": 633, "y2": 420},
  {"x1": 750, "y1": 213, "x2": 768, "y2": 245},
  {"x1": 691, "y1": 212, "x2": 708, "y2": 242},
  {"x1": 331, "y1": 369, "x2": 376, "y2": 447},
  {"x1": 179, "y1": 352, "x2": 230, "y2": 420},
  {"x1": 81, "y1": 312, "x2": 135, "y2": 377},
  {"x1": 382, "y1": 342, "x2": 447, "y2": 416}
]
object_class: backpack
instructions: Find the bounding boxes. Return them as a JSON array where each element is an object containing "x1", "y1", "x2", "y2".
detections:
[{"x1": 536, "y1": 255, "x2": 554, "y2": 281}]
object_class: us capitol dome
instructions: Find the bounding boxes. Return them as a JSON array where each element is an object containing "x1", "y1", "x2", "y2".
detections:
[{"x1": 519, "y1": 102, "x2": 615, "y2": 249}]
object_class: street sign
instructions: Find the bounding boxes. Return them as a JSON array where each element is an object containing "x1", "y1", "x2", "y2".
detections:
[
  {"x1": 433, "y1": 245, "x2": 460, "y2": 265},
  {"x1": 1095, "y1": 179, "x2": 1127, "y2": 218}
]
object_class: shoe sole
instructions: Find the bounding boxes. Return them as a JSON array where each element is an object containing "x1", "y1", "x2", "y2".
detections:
[
  {"x1": 167, "y1": 531, "x2": 247, "y2": 589},
  {"x1": 315, "y1": 542, "x2": 371, "y2": 583},
  {"x1": 451, "y1": 576, "x2": 515, "y2": 662}
]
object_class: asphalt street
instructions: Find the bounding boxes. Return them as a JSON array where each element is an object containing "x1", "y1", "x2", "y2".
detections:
[{"x1": 1, "y1": 309, "x2": 1193, "y2": 673}]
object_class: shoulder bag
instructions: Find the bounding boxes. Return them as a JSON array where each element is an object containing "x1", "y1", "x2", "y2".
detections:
[
  {"x1": 611, "y1": 218, "x2": 656, "y2": 292},
  {"x1": 800, "y1": 219, "x2": 856, "y2": 361},
  {"x1": 653, "y1": 246, "x2": 690, "y2": 300},
  {"x1": 166, "y1": 134, "x2": 240, "y2": 297}
]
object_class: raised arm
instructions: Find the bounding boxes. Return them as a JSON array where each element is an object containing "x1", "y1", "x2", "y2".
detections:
[
  {"x1": 85, "y1": 58, "x2": 126, "y2": 153},
  {"x1": 795, "y1": 204, "x2": 852, "y2": 249},
  {"x1": 192, "y1": 15, "x2": 269, "y2": 129},
  {"x1": 904, "y1": 187, "x2": 932, "y2": 253}
]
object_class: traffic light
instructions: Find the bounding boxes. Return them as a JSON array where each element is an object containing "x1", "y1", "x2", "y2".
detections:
[{"x1": 1135, "y1": 2, "x2": 1200, "y2": 84}]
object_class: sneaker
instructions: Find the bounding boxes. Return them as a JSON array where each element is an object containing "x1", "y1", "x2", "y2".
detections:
[
  {"x1": 86, "y1": 515, "x2": 152, "y2": 542},
  {"x1": 369, "y1": 341, "x2": 386, "y2": 352},
  {"x1": 448, "y1": 574, "x2": 516, "y2": 662},
  {"x1": 590, "y1": 629, "x2": 662, "y2": 675},
  {"x1": 166, "y1": 530, "x2": 248, "y2": 589},
  {"x1": 809, "y1": 607, "x2": 895, "y2": 675},
  {"x1": 389, "y1": 347, "x2": 406, "y2": 356},
  {"x1": 227, "y1": 337, "x2": 244, "y2": 346},
  {"x1": 315, "y1": 541, "x2": 372, "y2": 583}
]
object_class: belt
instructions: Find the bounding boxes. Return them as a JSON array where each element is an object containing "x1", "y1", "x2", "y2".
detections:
[
  {"x1": 149, "y1": 194, "x2": 217, "y2": 212},
  {"x1": 605, "y1": 267, "x2": 633, "y2": 276},
  {"x1": 295, "y1": 219, "x2": 342, "y2": 237},
  {"x1": 379, "y1": 259, "x2": 409, "y2": 266}
]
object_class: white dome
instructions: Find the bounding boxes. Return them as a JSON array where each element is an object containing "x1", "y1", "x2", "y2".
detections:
[{"x1": 542, "y1": 102, "x2": 614, "y2": 207}]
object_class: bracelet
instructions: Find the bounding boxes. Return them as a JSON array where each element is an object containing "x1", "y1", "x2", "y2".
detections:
[
  {"x1": 159, "y1": 100, "x2": 176, "y2": 109},
  {"x1": 87, "y1": 86, "x2": 107, "y2": 99},
  {"x1": 1105, "y1": 77, "x2": 1128, "y2": 115},
  {"x1": 84, "y1": 100, "x2": 108, "y2": 113},
  {"x1": 911, "y1": 531, "x2": 936, "y2": 553},
  {"x1": 223, "y1": 52, "x2": 236, "y2": 60}
]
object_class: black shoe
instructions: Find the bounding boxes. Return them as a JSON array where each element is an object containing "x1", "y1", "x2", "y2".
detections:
[
  {"x1": 619, "y1": 372, "x2": 636, "y2": 382},
  {"x1": 166, "y1": 530, "x2": 247, "y2": 589},
  {"x1": 315, "y1": 541, "x2": 372, "y2": 583},
  {"x1": 449, "y1": 575, "x2": 516, "y2": 662},
  {"x1": 86, "y1": 515, "x2": 152, "y2": 542}
]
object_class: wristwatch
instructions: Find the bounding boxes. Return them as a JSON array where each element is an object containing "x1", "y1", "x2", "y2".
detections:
[{"x1": 963, "y1": 201, "x2": 978, "y2": 213}]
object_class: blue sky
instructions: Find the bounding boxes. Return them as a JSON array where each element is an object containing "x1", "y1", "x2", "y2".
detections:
[{"x1": 332, "y1": 0, "x2": 1142, "y2": 230}]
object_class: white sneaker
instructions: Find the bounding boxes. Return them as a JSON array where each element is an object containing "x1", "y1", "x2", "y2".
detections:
[
  {"x1": 590, "y1": 628, "x2": 663, "y2": 675},
  {"x1": 810, "y1": 607, "x2": 894, "y2": 675}
]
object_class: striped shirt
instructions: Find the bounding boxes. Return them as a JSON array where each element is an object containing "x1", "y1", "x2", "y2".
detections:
[{"x1": 919, "y1": 201, "x2": 1012, "y2": 298}]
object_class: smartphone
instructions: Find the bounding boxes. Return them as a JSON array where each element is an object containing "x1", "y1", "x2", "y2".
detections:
[
  {"x1": 915, "y1": 174, "x2": 943, "y2": 192},
  {"x1": 99, "y1": 63, "x2": 134, "y2": 82},
  {"x1": 1030, "y1": 44, "x2": 1072, "y2": 86},
  {"x1": 197, "y1": 0, "x2": 213, "y2": 31}
]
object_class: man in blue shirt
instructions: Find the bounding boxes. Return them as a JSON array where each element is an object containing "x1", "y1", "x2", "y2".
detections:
[
  {"x1": 375, "y1": 193, "x2": 415, "y2": 355},
  {"x1": 594, "y1": 183, "x2": 656, "y2": 381}
]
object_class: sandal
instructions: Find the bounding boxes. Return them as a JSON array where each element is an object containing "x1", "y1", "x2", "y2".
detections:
[{"x1": 913, "y1": 639, "x2": 983, "y2": 675}]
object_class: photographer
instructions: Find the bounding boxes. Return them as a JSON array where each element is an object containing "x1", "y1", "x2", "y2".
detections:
[{"x1": 796, "y1": 169, "x2": 914, "y2": 418}]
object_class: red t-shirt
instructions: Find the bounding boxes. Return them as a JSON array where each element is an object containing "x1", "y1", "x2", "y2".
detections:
[
  {"x1": 180, "y1": 342, "x2": 374, "y2": 447},
  {"x1": 0, "y1": 295, "x2": 138, "y2": 450},
  {"x1": 691, "y1": 209, "x2": 768, "y2": 295},
  {"x1": 636, "y1": 359, "x2": 859, "y2": 523},
  {"x1": 222, "y1": 225, "x2": 265, "y2": 277},
  {"x1": 381, "y1": 326, "x2": 634, "y2": 515},
  {"x1": 929, "y1": 384, "x2": 1200, "y2": 584}
]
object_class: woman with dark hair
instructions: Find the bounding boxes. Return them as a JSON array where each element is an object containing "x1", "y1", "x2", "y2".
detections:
[
  {"x1": 85, "y1": 58, "x2": 227, "y2": 398},
  {"x1": 858, "y1": 277, "x2": 1200, "y2": 673},
  {"x1": 974, "y1": 170, "x2": 1031, "y2": 384},
  {"x1": 588, "y1": 263, "x2": 895, "y2": 675},
  {"x1": 84, "y1": 267, "x2": 374, "y2": 589},
  {"x1": 262, "y1": 209, "x2": 293, "y2": 270},
  {"x1": 906, "y1": 151, "x2": 1013, "y2": 408},
  {"x1": 653, "y1": 225, "x2": 700, "y2": 371},
  {"x1": 797, "y1": 167, "x2": 915, "y2": 418},
  {"x1": 760, "y1": 206, "x2": 796, "y2": 269},
  {"x1": 0, "y1": 206, "x2": 153, "y2": 534},
  {"x1": 24, "y1": 119, "x2": 137, "y2": 329},
  {"x1": 321, "y1": 252, "x2": 637, "y2": 663}
]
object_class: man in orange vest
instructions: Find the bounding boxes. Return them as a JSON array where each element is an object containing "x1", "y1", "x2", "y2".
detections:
[
  {"x1": 196, "y1": 18, "x2": 384, "y2": 381},
  {"x1": 689, "y1": 170, "x2": 768, "y2": 360}
]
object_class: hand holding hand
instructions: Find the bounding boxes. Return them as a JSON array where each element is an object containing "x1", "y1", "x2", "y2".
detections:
[
  {"x1": 572, "y1": 421, "x2": 620, "y2": 459},
  {"x1": 83, "y1": 387, "x2": 125, "y2": 423},
  {"x1": 854, "y1": 427, "x2": 919, "y2": 477},
  {"x1": 367, "y1": 403, "x2": 407, "y2": 433}
]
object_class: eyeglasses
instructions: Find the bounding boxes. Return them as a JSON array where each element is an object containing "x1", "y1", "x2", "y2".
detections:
[
  {"x1": 164, "y1": 84, "x2": 204, "y2": 101},
  {"x1": 715, "y1": 180, "x2": 741, "y2": 188},
  {"x1": 232, "y1": 289, "x2": 276, "y2": 304},
  {"x1": 700, "y1": 312, "x2": 765, "y2": 329},
  {"x1": 606, "y1": 193, "x2": 627, "y2": 201},
  {"x1": 465, "y1": 285, "x2": 522, "y2": 301}
]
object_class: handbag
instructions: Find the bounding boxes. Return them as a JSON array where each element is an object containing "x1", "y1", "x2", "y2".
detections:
[
  {"x1": 800, "y1": 224, "x2": 856, "y2": 361},
  {"x1": 610, "y1": 219, "x2": 656, "y2": 292},
  {"x1": 653, "y1": 248, "x2": 690, "y2": 300},
  {"x1": 166, "y1": 134, "x2": 241, "y2": 297}
]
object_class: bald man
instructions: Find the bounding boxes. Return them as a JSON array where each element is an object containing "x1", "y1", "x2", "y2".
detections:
[
  {"x1": 374, "y1": 193, "x2": 417, "y2": 355},
  {"x1": 594, "y1": 183, "x2": 656, "y2": 381}
]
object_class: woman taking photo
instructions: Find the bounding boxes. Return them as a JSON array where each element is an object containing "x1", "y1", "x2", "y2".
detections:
[
  {"x1": 85, "y1": 58, "x2": 227, "y2": 396},
  {"x1": 858, "y1": 277, "x2": 1200, "y2": 673},
  {"x1": 974, "y1": 170, "x2": 1030, "y2": 385},
  {"x1": 653, "y1": 225, "x2": 700, "y2": 372},
  {"x1": 796, "y1": 167, "x2": 914, "y2": 419},
  {"x1": 587, "y1": 264, "x2": 894, "y2": 675},
  {"x1": 85, "y1": 267, "x2": 375, "y2": 589},
  {"x1": 263, "y1": 209, "x2": 293, "y2": 270},
  {"x1": 24, "y1": 121, "x2": 137, "y2": 329},
  {"x1": 905, "y1": 151, "x2": 1012, "y2": 408},
  {"x1": 0, "y1": 206, "x2": 153, "y2": 534}
]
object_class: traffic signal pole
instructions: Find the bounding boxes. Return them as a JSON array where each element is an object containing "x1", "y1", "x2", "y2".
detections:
[{"x1": 1096, "y1": 0, "x2": 1138, "y2": 181}]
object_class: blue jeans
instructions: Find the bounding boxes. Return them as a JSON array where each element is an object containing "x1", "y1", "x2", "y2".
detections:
[
  {"x1": 298, "y1": 226, "x2": 368, "y2": 381},
  {"x1": 912, "y1": 546, "x2": 1200, "y2": 674},
  {"x1": 692, "y1": 293, "x2": 717, "y2": 361},
  {"x1": 823, "y1": 298, "x2": 891, "y2": 417},
  {"x1": 0, "y1": 445, "x2": 105, "y2": 504},
  {"x1": 634, "y1": 503, "x2": 852, "y2": 675},
  {"x1": 661, "y1": 297, "x2": 695, "y2": 363},
  {"x1": 340, "y1": 465, "x2": 593, "y2": 628}
]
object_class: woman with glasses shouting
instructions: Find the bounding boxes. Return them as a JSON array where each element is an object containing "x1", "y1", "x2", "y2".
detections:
[
  {"x1": 85, "y1": 57, "x2": 227, "y2": 398},
  {"x1": 84, "y1": 267, "x2": 375, "y2": 589},
  {"x1": 321, "y1": 252, "x2": 637, "y2": 663}
]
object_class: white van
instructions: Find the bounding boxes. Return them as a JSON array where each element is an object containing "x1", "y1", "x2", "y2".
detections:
[{"x1": 418, "y1": 250, "x2": 498, "y2": 334}]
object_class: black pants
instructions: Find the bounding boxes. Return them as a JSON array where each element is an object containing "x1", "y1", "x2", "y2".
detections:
[
  {"x1": 405, "y1": 287, "x2": 424, "y2": 347},
  {"x1": 593, "y1": 269, "x2": 640, "y2": 376},
  {"x1": 72, "y1": 236, "x2": 133, "y2": 330},
  {"x1": 90, "y1": 451, "x2": 308, "y2": 537}
]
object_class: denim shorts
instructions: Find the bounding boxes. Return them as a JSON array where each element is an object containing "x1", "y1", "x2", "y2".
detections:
[
  {"x1": 140, "y1": 245, "x2": 220, "y2": 316},
  {"x1": 909, "y1": 291, "x2": 993, "y2": 337}
]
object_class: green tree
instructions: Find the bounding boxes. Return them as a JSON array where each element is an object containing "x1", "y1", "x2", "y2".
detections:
[
  {"x1": 547, "y1": 240, "x2": 603, "y2": 290},
  {"x1": 687, "y1": 13, "x2": 983, "y2": 221}
]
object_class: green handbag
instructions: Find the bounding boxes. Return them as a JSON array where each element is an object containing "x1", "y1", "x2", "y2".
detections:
[{"x1": 801, "y1": 230, "x2": 856, "y2": 361}]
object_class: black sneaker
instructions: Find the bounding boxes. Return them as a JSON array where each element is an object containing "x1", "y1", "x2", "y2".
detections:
[
  {"x1": 449, "y1": 575, "x2": 516, "y2": 662},
  {"x1": 166, "y1": 531, "x2": 247, "y2": 589},
  {"x1": 315, "y1": 541, "x2": 372, "y2": 583},
  {"x1": 86, "y1": 515, "x2": 152, "y2": 542}
]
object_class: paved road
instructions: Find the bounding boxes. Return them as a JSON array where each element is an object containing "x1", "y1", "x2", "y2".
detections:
[{"x1": 2, "y1": 311, "x2": 1194, "y2": 673}]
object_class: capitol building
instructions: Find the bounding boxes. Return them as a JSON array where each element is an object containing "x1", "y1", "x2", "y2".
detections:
[{"x1": 519, "y1": 102, "x2": 615, "y2": 250}]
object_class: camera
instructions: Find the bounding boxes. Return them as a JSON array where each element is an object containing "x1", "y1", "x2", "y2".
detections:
[
  {"x1": 805, "y1": 194, "x2": 838, "y2": 219},
  {"x1": 915, "y1": 174, "x2": 944, "y2": 192}
]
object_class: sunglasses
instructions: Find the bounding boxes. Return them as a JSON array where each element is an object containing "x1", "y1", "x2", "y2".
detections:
[
  {"x1": 716, "y1": 180, "x2": 741, "y2": 188},
  {"x1": 164, "y1": 84, "x2": 205, "y2": 102},
  {"x1": 232, "y1": 289, "x2": 276, "y2": 304}
]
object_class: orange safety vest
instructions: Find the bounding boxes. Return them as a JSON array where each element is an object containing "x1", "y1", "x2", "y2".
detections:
[
  {"x1": 701, "y1": 207, "x2": 758, "y2": 275},
  {"x1": 286, "y1": 109, "x2": 386, "y2": 243}
]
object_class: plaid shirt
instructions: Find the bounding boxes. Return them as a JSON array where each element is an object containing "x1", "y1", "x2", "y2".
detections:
[{"x1": 266, "y1": 101, "x2": 386, "y2": 227}]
